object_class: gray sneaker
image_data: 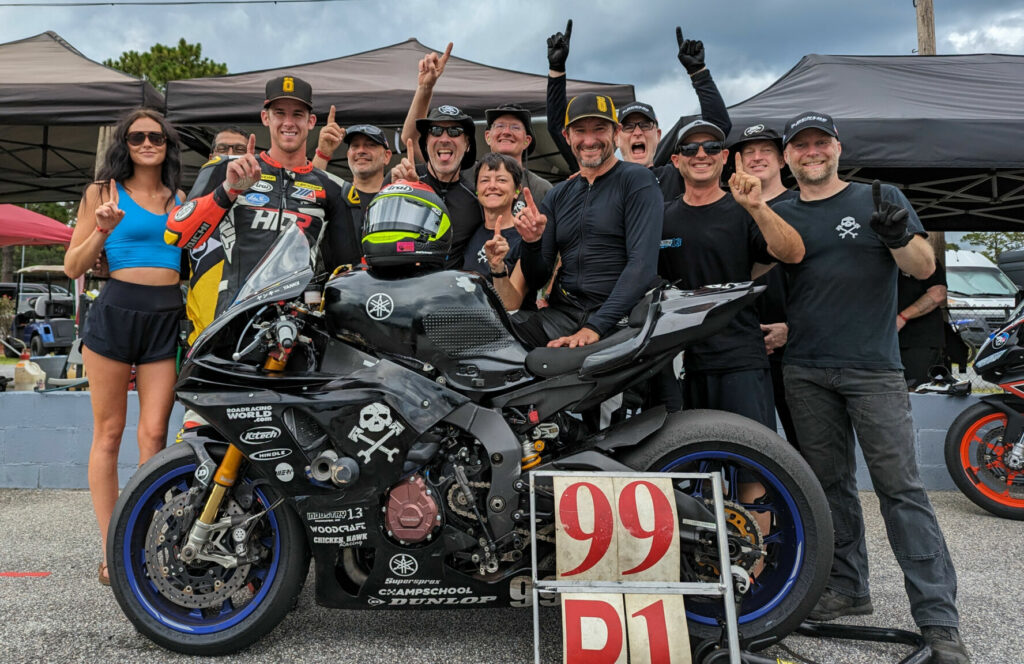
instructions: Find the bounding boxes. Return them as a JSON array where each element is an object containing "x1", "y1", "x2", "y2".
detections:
[
  {"x1": 921, "y1": 626, "x2": 970, "y2": 664},
  {"x1": 806, "y1": 588, "x2": 874, "y2": 621}
]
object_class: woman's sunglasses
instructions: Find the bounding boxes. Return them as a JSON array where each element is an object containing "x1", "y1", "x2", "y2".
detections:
[{"x1": 126, "y1": 131, "x2": 167, "y2": 147}]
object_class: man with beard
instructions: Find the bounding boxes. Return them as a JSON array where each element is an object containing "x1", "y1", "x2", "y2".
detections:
[
  {"x1": 545, "y1": 21, "x2": 730, "y2": 200},
  {"x1": 657, "y1": 119, "x2": 804, "y2": 424},
  {"x1": 312, "y1": 115, "x2": 393, "y2": 258},
  {"x1": 730, "y1": 123, "x2": 801, "y2": 446},
  {"x1": 165, "y1": 75, "x2": 358, "y2": 319},
  {"x1": 772, "y1": 112, "x2": 969, "y2": 664},
  {"x1": 512, "y1": 93, "x2": 661, "y2": 349}
]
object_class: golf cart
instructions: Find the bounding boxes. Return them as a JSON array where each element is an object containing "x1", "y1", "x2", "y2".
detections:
[{"x1": 6, "y1": 265, "x2": 76, "y2": 357}]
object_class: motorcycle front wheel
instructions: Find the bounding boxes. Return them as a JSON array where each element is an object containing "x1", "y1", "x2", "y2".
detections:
[
  {"x1": 620, "y1": 409, "x2": 833, "y2": 652},
  {"x1": 944, "y1": 401, "x2": 1024, "y2": 520},
  {"x1": 107, "y1": 443, "x2": 310, "y2": 655}
]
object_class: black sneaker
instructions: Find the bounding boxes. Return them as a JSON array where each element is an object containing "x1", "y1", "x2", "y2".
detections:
[
  {"x1": 921, "y1": 626, "x2": 970, "y2": 664},
  {"x1": 806, "y1": 588, "x2": 874, "y2": 621}
]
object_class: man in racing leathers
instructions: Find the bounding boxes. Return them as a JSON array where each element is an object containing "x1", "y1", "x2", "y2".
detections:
[
  {"x1": 545, "y1": 20, "x2": 731, "y2": 200},
  {"x1": 165, "y1": 75, "x2": 360, "y2": 326}
]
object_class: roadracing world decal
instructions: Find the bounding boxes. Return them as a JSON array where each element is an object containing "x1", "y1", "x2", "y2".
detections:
[{"x1": 227, "y1": 406, "x2": 272, "y2": 423}]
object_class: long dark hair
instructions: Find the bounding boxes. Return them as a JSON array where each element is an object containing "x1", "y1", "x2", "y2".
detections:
[{"x1": 94, "y1": 108, "x2": 182, "y2": 208}]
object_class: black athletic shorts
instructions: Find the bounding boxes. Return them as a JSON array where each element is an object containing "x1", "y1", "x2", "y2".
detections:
[{"x1": 82, "y1": 279, "x2": 184, "y2": 365}]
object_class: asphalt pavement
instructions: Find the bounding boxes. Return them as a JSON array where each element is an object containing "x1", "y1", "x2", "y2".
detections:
[{"x1": 0, "y1": 489, "x2": 1017, "y2": 664}]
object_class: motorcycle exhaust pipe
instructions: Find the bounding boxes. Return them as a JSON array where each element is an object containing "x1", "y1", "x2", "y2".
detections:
[{"x1": 309, "y1": 449, "x2": 360, "y2": 487}]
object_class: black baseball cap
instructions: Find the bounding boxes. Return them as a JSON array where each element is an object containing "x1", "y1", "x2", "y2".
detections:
[
  {"x1": 729, "y1": 123, "x2": 783, "y2": 153},
  {"x1": 675, "y1": 119, "x2": 726, "y2": 146},
  {"x1": 564, "y1": 93, "x2": 618, "y2": 126},
  {"x1": 344, "y1": 124, "x2": 389, "y2": 150},
  {"x1": 264, "y1": 75, "x2": 313, "y2": 110},
  {"x1": 783, "y1": 111, "x2": 839, "y2": 145},
  {"x1": 618, "y1": 102, "x2": 657, "y2": 124},
  {"x1": 484, "y1": 103, "x2": 536, "y2": 156}
]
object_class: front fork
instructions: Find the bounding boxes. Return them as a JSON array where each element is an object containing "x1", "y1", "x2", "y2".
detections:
[{"x1": 179, "y1": 445, "x2": 245, "y2": 564}]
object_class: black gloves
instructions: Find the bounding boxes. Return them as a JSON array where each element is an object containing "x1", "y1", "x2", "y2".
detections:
[
  {"x1": 870, "y1": 180, "x2": 913, "y2": 249},
  {"x1": 676, "y1": 27, "x2": 705, "y2": 76},
  {"x1": 547, "y1": 19, "x2": 572, "y2": 73}
]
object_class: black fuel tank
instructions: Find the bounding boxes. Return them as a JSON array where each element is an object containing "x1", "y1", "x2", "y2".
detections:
[{"x1": 324, "y1": 269, "x2": 531, "y2": 394}]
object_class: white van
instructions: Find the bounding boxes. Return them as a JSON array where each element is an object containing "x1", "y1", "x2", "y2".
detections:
[{"x1": 944, "y1": 250, "x2": 1017, "y2": 334}]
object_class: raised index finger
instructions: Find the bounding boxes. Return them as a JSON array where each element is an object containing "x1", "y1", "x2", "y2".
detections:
[
  {"x1": 564, "y1": 19, "x2": 572, "y2": 41},
  {"x1": 108, "y1": 178, "x2": 118, "y2": 205},
  {"x1": 439, "y1": 42, "x2": 453, "y2": 68},
  {"x1": 405, "y1": 138, "x2": 416, "y2": 163},
  {"x1": 246, "y1": 133, "x2": 256, "y2": 155},
  {"x1": 734, "y1": 151, "x2": 746, "y2": 176},
  {"x1": 676, "y1": 26, "x2": 684, "y2": 47},
  {"x1": 493, "y1": 214, "x2": 503, "y2": 240},
  {"x1": 327, "y1": 104, "x2": 336, "y2": 126},
  {"x1": 872, "y1": 179, "x2": 881, "y2": 212},
  {"x1": 523, "y1": 186, "x2": 538, "y2": 213}
]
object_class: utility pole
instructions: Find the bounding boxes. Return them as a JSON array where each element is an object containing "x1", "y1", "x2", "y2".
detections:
[
  {"x1": 916, "y1": 0, "x2": 944, "y2": 258},
  {"x1": 916, "y1": 0, "x2": 936, "y2": 55}
]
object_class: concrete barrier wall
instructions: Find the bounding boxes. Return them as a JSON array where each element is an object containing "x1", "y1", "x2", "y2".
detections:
[{"x1": 0, "y1": 391, "x2": 978, "y2": 490}]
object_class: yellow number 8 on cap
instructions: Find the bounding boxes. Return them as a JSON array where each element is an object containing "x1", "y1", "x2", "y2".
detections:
[{"x1": 283, "y1": 77, "x2": 294, "y2": 92}]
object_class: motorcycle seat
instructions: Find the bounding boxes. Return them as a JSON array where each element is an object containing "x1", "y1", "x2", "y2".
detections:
[{"x1": 524, "y1": 289, "x2": 659, "y2": 379}]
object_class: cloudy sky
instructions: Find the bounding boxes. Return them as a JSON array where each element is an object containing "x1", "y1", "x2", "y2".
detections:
[{"x1": 2, "y1": 0, "x2": 1023, "y2": 122}]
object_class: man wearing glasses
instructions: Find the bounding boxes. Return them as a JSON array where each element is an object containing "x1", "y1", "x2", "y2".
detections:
[
  {"x1": 545, "y1": 21, "x2": 730, "y2": 200},
  {"x1": 209, "y1": 127, "x2": 249, "y2": 158},
  {"x1": 166, "y1": 75, "x2": 359, "y2": 324},
  {"x1": 656, "y1": 119, "x2": 804, "y2": 419}
]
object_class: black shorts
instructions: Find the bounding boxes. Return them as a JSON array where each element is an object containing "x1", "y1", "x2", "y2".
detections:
[{"x1": 82, "y1": 279, "x2": 184, "y2": 365}]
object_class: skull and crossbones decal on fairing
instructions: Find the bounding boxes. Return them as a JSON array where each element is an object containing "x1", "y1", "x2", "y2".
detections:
[
  {"x1": 835, "y1": 216, "x2": 861, "y2": 239},
  {"x1": 348, "y1": 403, "x2": 405, "y2": 464}
]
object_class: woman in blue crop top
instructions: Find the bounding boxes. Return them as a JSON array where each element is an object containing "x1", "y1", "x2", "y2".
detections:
[{"x1": 64, "y1": 108, "x2": 185, "y2": 586}]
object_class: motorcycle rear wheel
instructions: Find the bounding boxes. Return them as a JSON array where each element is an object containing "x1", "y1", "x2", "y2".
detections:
[
  {"x1": 108, "y1": 443, "x2": 309, "y2": 655},
  {"x1": 944, "y1": 402, "x2": 1024, "y2": 520},
  {"x1": 620, "y1": 409, "x2": 833, "y2": 651}
]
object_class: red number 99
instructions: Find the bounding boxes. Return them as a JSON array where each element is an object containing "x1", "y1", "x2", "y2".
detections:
[
  {"x1": 618, "y1": 480, "x2": 675, "y2": 575},
  {"x1": 558, "y1": 482, "x2": 614, "y2": 577}
]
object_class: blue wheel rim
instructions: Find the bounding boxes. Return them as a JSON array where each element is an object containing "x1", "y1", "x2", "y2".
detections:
[
  {"x1": 120, "y1": 463, "x2": 282, "y2": 634},
  {"x1": 659, "y1": 450, "x2": 806, "y2": 626}
]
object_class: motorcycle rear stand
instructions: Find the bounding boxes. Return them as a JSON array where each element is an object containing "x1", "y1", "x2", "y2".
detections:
[{"x1": 697, "y1": 621, "x2": 930, "y2": 664}]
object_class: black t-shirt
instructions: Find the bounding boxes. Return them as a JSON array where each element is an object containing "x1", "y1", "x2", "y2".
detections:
[
  {"x1": 414, "y1": 165, "x2": 483, "y2": 269},
  {"x1": 521, "y1": 161, "x2": 663, "y2": 336},
  {"x1": 754, "y1": 190, "x2": 802, "y2": 325},
  {"x1": 659, "y1": 193, "x2": 773, "y2": 371},
  {"x1": 652, "y1": 164, "x2": 684, "y2": 201},
  {"x1": 461, "y1": 224, "x2": 523, "y2": 277},
  {"x1": 898, "y1": 259, "x2": 946, "y2": 349},
  {"x1": 773, "y1": 182, "x2": 926, "y2": 370}
]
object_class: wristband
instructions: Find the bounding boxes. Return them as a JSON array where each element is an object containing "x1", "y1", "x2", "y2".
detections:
[
  {"x1": 898, "y1": 313, "x2": 909, "y2": 323},
  {"x1": 315, "y1": 148, "x2": 332, "y2": 162},
  {"x1": 95, "y1": 225, "x2": 110, "y2": 234},
  {"x1": 489, "y1": 268, "x2": 509, "y2": 279}
]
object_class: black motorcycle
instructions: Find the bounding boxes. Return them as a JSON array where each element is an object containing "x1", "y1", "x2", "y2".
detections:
[
  {"x1": 939, "y1": 300, "x2": 1024, "y2": 520},
  {"x1": 107, "y1": 223, "x2": 832, "y2": 657}
]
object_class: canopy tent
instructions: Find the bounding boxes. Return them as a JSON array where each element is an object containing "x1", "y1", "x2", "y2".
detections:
[
  {"x1": 655, "y1": 54, "x2": 1024, "y2": 231},
  {"x1": 0, "y1": 205, "x2": 73, "y2": 246},
  {"x1": 166, "y1": 39, "x2": 634, "y2": 180},
  {"x1": 0, "y1": 32, "x2": 164, "y2": 204}
]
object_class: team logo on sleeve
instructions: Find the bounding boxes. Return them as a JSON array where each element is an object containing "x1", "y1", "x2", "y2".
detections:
[
  {"x1": 836, "y1": 216, "x2": 860, "y2": 239},
  {"x1": 174, "y1": 200, "x2": 197, "y2": 221}
]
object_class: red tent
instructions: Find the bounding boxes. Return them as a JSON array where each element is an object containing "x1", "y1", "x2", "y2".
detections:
[{"x1": 0, "y1": 205, "x2": 73, "y2": 246}]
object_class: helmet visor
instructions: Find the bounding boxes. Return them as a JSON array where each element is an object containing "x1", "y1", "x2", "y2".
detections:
[{"x1": 364, "y1": 195, "x2": 443, "y2": 239}]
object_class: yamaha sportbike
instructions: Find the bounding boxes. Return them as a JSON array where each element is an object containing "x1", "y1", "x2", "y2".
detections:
[
  {"x1": 939, "y1": 300, "x2": 1024, "y2": 519},
  {"x1": 107, "y1": 223, "x2": 833, "y2": 657}
]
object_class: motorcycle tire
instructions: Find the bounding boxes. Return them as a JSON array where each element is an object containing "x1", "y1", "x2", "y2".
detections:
[
  {"x1": 944, "y1": 402, "x2": 1024, "y2": 520},
  {"x1": 619, "y1": 409, "x2": 833, "y2": 651},
  {"x1": 107, "y1": 442, "x2": 310, "y2": 655}
]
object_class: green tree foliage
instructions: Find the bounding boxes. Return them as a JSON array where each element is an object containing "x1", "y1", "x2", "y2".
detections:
[
  {"x1": 103, "y1": 39, "x2": 228, "y2": 92},
  {"x1": 958, "y1": 232, "x2": 1024, "y2": 262}
]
